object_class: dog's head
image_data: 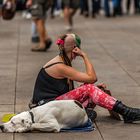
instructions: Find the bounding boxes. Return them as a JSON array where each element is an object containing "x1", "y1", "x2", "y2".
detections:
[{"x1": 0, "y1": 111, "x2": 33, "y2": 132}]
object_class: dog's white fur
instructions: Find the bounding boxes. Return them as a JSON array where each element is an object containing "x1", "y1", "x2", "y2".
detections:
[{"x1": 1, "y1": 100, "x2": 88, "y2": 132}]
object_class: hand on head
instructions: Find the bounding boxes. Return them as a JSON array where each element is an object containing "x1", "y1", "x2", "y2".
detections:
[{"x1": 72, "y1": 47, "x2": 85, "y2": 57}]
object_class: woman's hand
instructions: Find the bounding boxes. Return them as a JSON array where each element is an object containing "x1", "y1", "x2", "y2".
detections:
[
  {"x1": 72, "y1": 47, "x2": 86, "y2": 57},
  {"x1": 97, "y1": 83, "x2": 107, "y2": 89}
]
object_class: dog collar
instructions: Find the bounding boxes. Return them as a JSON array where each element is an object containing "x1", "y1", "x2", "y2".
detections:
[{"x1": 29, "y1": 111, "x2": 35, "y2": 123}]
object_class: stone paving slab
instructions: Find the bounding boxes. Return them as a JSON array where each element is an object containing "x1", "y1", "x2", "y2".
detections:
[{"x1": 0, "y1": 11, "x2": 140, "y2": 140}]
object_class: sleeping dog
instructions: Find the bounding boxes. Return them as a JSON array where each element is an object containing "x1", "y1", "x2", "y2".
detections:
[{"x1": 0, "y1": 100, "x2": 88, "y2": 132}]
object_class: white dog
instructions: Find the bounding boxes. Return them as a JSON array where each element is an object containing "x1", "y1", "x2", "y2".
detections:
[{"x1": 0, "y1": 100, "x2": 88, "y2": 133}]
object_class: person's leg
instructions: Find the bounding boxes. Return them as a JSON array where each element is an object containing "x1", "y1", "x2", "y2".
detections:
[
  {"x1": 50, "y1": 0, "x2": 56, "y2": 18},
  {"x1": 64, "y1": 7, "x2": 69, "y2": 25},
  {"x1": 92, "y1": 0, "x2": 101, "y2": 17},
  {"x1": 0, "y1": 8, "x2": 1, "y2": 17},
  {"x1": 63, "y1": 0, "x2": 79, "y2": 31},
  {"x1": 80, "y1": 0, "x2": 84, "y2": 15},
  {"x1": 0, "y1": 0, "x2": 2, "y2": 17},
  {"x1": 69, "y1": 8, "x2": 77, "y2": 27},
  {"x1": 30, "y1": 0, "x2": 52, "y2": 51},
  {"x1": 104, "y1": 0, "x2": 110, "y2": 17},
  {"x1": 92, "y1": 0, "x2": 96, "y2": 17},
  {"x1": 83, "y1": 0, "x2": 89, "y2": 17},
  {"x1": 113, "y1": 0, "x2": 122, "y2": 16},
  {"x1": 61, "y1": 0, "x2": 71, "y2": 30},
  {"x1": 56, "y1": 84, "x2": 99, "y2": 121},
  {"x1": 138, "y1": 0, "x2": 140, "y2": 13},
  {"x1": 34, "y1": 18, "x2": 46, "y2": 48},
  {"x1": 112, "y1": 0, "x2": 117, "y2": 17},
  {"x1": 134, "y1": 0, "x2": 140, "y2": 13},
  {"x1": 56, "y1": 84, "x2": 140, "y2": 123},
  {"x1": 68, "y1": 0, "x2": 79, "y2": 28},
  {"x1": 117, "y1": 0, "x2": 122, "y2": 15},
  {"x1": 56, "y1": 84, "x2": 116, "y2": 109},
  {"x1": 126, "y1": 0, "x2": 131, "y2": 14},
  {"x1": 31, "y1": 22, "x2": 40, "y2": 43},
  {"x1": 63, "y1": 6, "x2": 72, "y2": 30}
]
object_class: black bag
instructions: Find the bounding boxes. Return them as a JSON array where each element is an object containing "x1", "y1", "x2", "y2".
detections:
[{"x1": 2, "y1": 0, "x2": 16, "y2": 20}]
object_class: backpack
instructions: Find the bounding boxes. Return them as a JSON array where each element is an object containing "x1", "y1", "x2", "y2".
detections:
[{"x1": 2, "y1": 0, "x2": 16, "y2": 20}]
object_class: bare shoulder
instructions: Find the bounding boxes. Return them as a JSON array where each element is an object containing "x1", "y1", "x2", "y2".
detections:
[
  {"x1": 43, "y1": 56, "x2": 63, "y2": 68},
  {"x1": 56, "y1": 63, "x2": 73, "y2": 72}
]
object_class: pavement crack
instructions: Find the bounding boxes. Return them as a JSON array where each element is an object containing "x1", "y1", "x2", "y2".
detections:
[
  {"x1": 14, "y1": 20, "x2": 21, "y2": 114},
  {"x1": 94, "y1": 121, "x2": 104, "y2": 140}
]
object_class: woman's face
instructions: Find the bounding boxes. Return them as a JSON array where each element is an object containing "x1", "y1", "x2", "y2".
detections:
[
  {"x1": 63, "y1": 34, "x2": 77, "y2": 60},
  {"x1": 64, "y1": 34, "x2": 76, "y2": 52},
  {"x1": 71, "y1": 46, "x2": 77, "y2": 60}
]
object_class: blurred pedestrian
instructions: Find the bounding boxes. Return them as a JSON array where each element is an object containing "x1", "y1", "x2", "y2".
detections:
[
  {"x1": 0, "y1": 0, "x2": 2, "y2": 17},
  {"x1": 92, "y1": 0, "x2": 101, "y2": 18},
  {"x1": 80, "y1": 0, "x2": 89, "y2": 17},
  {"x1": 135, "y1": 0, "x2": 140, "y2": 14},
  {"x1": 104, "y1": 0, "x2": 111, "y2": 17},
  {"x1": 112, "y1": 0, "x2": 123, "y2": 17},
  {"x1": 127, "y1": 0, "x2": 140, "y2": 14},
  {"x1": 80, "y1": 0, "x2": 101, "y2": 18},
  {"x1": 61, "y1": 0, "x2": 80, "y2": 31},
  {"x1": 26, "y1": 0, "x2": 52, "y2": 52},
  {"x1": 104, "y1": 0, "x2": 122, "y2": 17}
]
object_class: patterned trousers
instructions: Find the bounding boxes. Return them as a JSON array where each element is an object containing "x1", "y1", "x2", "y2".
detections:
[{"x1": 56, "y1": 84, "x2": 117, "y2": 110}]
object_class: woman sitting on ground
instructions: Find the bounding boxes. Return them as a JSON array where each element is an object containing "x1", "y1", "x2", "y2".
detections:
[{"x1": 29, "y1": 33, "x2": 140, "y2": 123}]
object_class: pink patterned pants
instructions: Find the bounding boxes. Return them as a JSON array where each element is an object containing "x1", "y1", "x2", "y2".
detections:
[{"x1": 56, "y1": 84, "x2": 117, "y2": 110}]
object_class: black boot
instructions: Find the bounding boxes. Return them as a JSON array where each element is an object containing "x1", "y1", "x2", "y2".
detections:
[
  {"x1": 113, "y1": 101, "x2": 140, "y2": 123},
  {"x1": 85, "y1": 108, "x2": 97, "y2": 122}
]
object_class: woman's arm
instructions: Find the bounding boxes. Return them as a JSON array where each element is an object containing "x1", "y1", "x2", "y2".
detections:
[
  {"x1": 82, "y1": 52, "x2": 97, "y2": 83},
  {"x1": 58, "y1": 47, "x2": 97, "y2": 83}
]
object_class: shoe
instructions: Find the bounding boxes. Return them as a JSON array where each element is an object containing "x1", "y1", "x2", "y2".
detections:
[
  {"x1": 113, "y1": 101, "x2": 140, "y2": 123},
  {"x1": 31, "y1": 46, "x2": 47, "y2": 52},
  {"x1": 105, "y1": 14, "x2": 111, "y2": 18},
  {"x1": 86, "y1": 108, "x2": 97, "y2": 122},
  {"x1": 84, "y1": 12, "x2": 89, "y2": 18},
  {"x1": 31, "y1": 38, "x2": 52, "y2": 52},
  {"x1": 45, "y1": 38, "x2": 52, "y2": 50},
  {"x1": 108, "y1": 110, "x2": 122, "y2": 120}
]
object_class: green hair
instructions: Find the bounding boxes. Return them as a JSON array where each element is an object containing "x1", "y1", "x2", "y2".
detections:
[{"x1": 71, "y1": 34, "x2": 81, "y2": 48}]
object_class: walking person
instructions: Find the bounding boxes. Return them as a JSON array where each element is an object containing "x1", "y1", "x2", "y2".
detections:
[
  {"x1": 0, "y1": 0, "x2": 2, "y2": 17},
  {"x1": 91, "y1": 0, "x2": 101, "y2": 18},
  {"x1": 113, "y1": 0, "x2": 123, "y2": 17},
  {"x1": 135, "y1": 0, "x2": 140, "y2": 14},
  {"x1": 61, "y1": 0, "x2": 80, "y2": 31},
  {"x1": 127, "y1": 0, "x2": 140, "y2": 14},
  {"x1": 104, "y1": 0, "x2": 111, "y2": 17},
  {"x1": 26, "y1": 0, "x2": 52, "y2": 52},
  {"x1": 80, "y1": 0, "x2": 89, "y2": 17},
  {"x1": 29, "y1": 33, "x2": 140, "y2": 123}
]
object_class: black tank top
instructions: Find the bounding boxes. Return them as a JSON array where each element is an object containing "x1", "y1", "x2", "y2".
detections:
[{"x1": 32, "y1": 62, "x2": 69, "y2": 104}]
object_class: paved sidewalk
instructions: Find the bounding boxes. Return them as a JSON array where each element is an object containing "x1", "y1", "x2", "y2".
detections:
[{"x1": 0, "y1": 12, "x2": 140, "y2": 140}]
